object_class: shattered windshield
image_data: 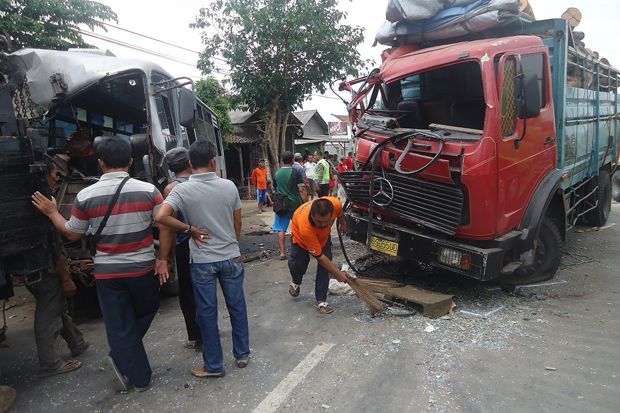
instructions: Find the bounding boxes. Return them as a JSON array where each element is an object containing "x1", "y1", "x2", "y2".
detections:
[{"x1": 368, "y1": 61, "x2": 486, "y2": 133}]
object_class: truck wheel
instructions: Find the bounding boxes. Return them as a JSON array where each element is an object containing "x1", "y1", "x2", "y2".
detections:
[
  {"x1": 586, "y1": 170, "x2": 611, "y2": 227},
  {"x1": 499, "y1": 218, "x2": 562, "y2": 286},
  {"x1": 612, "y1": 170, "x2": 620, "y2": 202}
]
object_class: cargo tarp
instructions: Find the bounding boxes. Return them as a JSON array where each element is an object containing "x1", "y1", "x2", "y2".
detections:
[
  {"x1": 377, "y1": 0, "x2": 520, "y2": 46},
  {"x1": 386, "y1": 0, "x2": 479, "y2": 22}
]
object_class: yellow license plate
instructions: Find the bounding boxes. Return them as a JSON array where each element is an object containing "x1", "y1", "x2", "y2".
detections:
[{"x1": 370, "y1": 236, "x2": 399, "y2": 257}]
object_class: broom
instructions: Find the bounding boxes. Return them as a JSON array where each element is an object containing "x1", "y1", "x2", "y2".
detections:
[{"x1": 347, "y1": 277, "x2": 404, "y2": 313}]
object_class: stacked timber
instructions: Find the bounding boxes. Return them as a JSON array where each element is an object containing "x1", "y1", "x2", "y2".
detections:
[{"x1": 561, "y1": 7, "x2": 614, "y2": 91}]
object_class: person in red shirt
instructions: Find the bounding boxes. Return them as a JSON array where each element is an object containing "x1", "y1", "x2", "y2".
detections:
[
  {"x1": 344, "y1": 152, "x2": 354, "y2": 172},
  {"x1": 336, "y1": 157, "x2": 348, "y2": 200},
  {"x1": 287, "y1": 197, "x2": 352, "y2": 314},
  {"x1": 251, "y1": 160, "x2": 269, "y2": 213}
]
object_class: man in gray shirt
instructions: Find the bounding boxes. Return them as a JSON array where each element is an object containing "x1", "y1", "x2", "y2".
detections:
[{"x1": 156, "y1": 141, "x2": 249, "y2": 378}]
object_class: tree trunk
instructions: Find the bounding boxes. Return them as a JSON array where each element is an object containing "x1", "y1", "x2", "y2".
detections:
[{"x1": 280, "y1": 111, "x2": 290, "y2": 154}]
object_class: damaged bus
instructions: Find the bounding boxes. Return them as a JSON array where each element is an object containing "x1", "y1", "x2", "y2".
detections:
[{"x1": 1, "y1": 48, "x2": 225, "y2": 313}]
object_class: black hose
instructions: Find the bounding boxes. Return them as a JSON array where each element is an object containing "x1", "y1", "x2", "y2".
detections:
[{"x1": 336, "y1": 200, "x2": 367, "y2": 276}]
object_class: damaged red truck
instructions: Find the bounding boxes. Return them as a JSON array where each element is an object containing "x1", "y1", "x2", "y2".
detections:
[{"x1": 339, "y1": 18, "x2": 619, "y2": 285}]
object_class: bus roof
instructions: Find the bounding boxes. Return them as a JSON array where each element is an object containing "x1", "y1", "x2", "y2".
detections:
[{"x1": 9, "y1": 48, "x2": 175, "y2": 107}]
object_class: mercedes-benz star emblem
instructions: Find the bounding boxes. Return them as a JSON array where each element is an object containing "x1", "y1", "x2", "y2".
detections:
[{"x1": 372, "y1": 177, "x2": 394, "y2": 207}]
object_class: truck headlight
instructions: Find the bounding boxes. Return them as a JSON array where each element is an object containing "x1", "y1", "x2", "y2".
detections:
[{"x1": 437, "y1": 246, "x2": 472, "y2": 271}]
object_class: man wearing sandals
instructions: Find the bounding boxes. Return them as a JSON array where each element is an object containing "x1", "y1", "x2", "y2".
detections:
[
  {"x1": 155, "y1": 141, "x2": 250, "y2": 378},
  {"x1": 26, "y1": 158, "x2": 88, "y2": 377},
  {"x1": 288, "y1": 197, "x2": 350, "y2": 314},
  {"x1": 32, "y1": 136, "x2": 162, "y2": 391}
]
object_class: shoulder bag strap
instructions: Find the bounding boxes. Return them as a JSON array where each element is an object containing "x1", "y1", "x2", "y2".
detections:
[{"x1": 93, "y1": 176, "x2": 131, "y2": 239}]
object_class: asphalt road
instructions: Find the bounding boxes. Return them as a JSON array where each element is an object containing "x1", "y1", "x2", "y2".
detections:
[{"x1": 1, "y1": 204, "x2": 619, "y2": 412}]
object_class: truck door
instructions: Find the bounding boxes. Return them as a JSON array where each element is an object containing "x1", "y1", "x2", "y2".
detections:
[{"x1": 496, "y1": 49, "x2": 557, "y2": 235}]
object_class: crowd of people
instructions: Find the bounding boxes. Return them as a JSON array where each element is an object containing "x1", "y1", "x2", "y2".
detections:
[{"x1": 26, "y1": 136, "x2": 355, "y2": 395}]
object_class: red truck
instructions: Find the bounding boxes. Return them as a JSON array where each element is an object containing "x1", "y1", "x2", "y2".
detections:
[{"x1": 339, "y1": 18, "x2": 619, "y2": 284}]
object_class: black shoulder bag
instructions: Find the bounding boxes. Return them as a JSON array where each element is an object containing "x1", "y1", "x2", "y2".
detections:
[{"x1": 86, "y1": 176, "x2": 130, "y2": 256}]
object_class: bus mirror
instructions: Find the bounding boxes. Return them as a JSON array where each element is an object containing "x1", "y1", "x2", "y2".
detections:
[
  {"x1": 178, "y1": 87, "x2": 196, "y2": 129},
  {"x1": 518, "y1": 72, "x2": 541, "y2": 119}
]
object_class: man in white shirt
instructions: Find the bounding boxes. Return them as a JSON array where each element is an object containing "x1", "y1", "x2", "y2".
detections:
[{"x1": 303, "y1": 154, "x2": 317, "y2": 200}]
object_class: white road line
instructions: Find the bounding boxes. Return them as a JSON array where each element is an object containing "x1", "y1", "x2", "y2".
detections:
[{"x1": 253, "y1": 342, "x2": 336, "y2": 413}]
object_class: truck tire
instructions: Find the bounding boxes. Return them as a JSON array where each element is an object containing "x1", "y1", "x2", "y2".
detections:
[
  {"x1": 613, "y1": 170, "x2": 620, "y2": 202},
  {"x1": 499, "y1": 217, "x2": 562, "y2": 286},
  {"x1": 586, "y1": 170, "x2": 611, "y2": 227}
]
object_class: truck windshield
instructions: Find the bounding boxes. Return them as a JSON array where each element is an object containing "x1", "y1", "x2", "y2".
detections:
[{"x1": 369, "y1": 61, "x2": 486, "y2": 133}]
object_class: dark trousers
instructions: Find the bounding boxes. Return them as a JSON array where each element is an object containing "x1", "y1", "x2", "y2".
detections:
[
  {"x1": 26, "y1": 273, "x2": 85, "y2": 370},
  {"x1": 288, "y1": 240, "x2": 332, "y2": 302},
  {"x1": 176, "y1": 239, "x2": 201, "y2": 342},
  {"x1": 317, "y1": 183, "x2": 330, "y2": 197},
  {"x1": 96, "y1": 272, "x2": 160, "y2": 388}
]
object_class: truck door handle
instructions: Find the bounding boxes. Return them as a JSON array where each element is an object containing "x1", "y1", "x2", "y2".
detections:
[{"x1": 544, "y1": 137, "x2": 555, "y2": 146}]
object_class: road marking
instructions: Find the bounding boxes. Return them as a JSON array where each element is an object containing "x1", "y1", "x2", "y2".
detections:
[{"x1": 253, "y1": 342, "x2": 336, "y2": 413}]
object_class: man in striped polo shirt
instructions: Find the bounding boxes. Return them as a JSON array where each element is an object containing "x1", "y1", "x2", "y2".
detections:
[{"x1": 32, "y1": 136, "x2": 163, "y2": 392}]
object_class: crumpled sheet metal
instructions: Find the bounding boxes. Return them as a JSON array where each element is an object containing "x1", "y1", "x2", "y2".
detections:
[{"x1": 7, "y1": 48, "x2": 169, "y2": 109}]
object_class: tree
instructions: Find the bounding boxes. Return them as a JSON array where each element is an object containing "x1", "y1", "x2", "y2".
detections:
[
  {"x1": 191, "y1": 0, "x2": 365, "y2": 169},
  {"x1": 0, "y1": 0, "x2": 117, "y2": 51},
  {"x1": 195, "y1": 77, "x2": 235, "y2": 138}
]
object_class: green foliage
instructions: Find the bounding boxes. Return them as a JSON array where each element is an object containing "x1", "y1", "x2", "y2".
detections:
[
  {"x1": 195, "y1": 77, "x2": 235, "y2": 137},
  {"x1": 191, "y1": 0, "x2": 366, "y2": 166},
  {"x1": 192, "y1": 0, "x2": 365, "y2": 111},
  {"x1": 0, "y1": 0, "x2": 117, "y2": 50}
]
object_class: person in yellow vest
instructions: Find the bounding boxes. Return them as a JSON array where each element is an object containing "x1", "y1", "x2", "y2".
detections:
[{"x1": 314, "y1": 151, "x2": 331, "y2": 197}]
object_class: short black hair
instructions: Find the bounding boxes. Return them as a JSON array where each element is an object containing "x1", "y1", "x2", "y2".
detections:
[
  {"x1": 96, "y1": 136, "x2": 132, "y2": 168},
  {"x1": 310, "y1": 198, "x2": 334, "y2": 218},
  {"x1": 189, "y1": 140, "x2": 217, "y2": 168},
  {"x1": 169, "y1": 160, "x2": 190, "y2": 174},
  {"x1": 281, "y1": 151, "x2": 294, "y2": 164},
  {"x1": 348, "y1": 152, "x2": 353, "y2": 156}
]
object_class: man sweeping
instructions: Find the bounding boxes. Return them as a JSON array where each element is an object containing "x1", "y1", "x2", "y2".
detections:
[{"x1": 287, "y1": 196, "x2": 351, "y2": 314}]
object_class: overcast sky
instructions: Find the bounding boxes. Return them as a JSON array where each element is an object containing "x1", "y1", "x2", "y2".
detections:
[{"x1": 85, "y1": 0, "x2": 619, "y2": 122}]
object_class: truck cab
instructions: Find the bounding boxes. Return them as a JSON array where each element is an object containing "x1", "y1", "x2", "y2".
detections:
[{"x1": 340, "y1": 19, "x2": 619, "y2": 284}]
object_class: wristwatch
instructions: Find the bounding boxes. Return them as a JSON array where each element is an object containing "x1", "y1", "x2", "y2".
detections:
[{"x1": 183, "y1": 224, "x2": 192, "y2": 233}]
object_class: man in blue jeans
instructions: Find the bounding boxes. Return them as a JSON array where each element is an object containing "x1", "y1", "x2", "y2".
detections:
[{"x1": 156, "y1": 141, "x2": 249, "y2": 378}]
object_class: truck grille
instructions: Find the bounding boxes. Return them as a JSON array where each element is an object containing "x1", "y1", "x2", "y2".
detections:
[{"x1": 340, "y1": 171, "x2": 465, "y2": 235}]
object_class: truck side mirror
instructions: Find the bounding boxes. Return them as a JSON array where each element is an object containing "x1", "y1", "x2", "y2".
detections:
[
  {"x1": 517, "y1": 72, "x2": 541, "y2": 119},
  {"x1": 178, "y1": 87, "x2": 196, "y2": 129}
]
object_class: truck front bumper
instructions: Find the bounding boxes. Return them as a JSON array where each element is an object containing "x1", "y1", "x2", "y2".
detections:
[{"x1": 346, "y1": 212, "x2": 515, "y2": 281}]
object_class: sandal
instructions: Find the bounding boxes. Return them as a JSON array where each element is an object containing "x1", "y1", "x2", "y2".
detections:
[
  {"x1": 288, "y1": 282, "x2": 300, "y2": 297},
  {"x1": 191, "y1": 367, "x2": 225, "y2": 378},
  {"x1": 101, "y1": 355, "x2": 129, "y2": 392},
  {"x1": 38, "y1": 359, "x2": 81, "y2": 377},
  {"x1": 235, "y1": 357, "x2": 249, "y2": 368},
  {"x1": 316, "y1": 301, "x2": 334, "y2": 314}
]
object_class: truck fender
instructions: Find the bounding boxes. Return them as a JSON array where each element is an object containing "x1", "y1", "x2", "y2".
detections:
[{"x1": 518, "y1": 169, "x2": 565, "y2": 246}]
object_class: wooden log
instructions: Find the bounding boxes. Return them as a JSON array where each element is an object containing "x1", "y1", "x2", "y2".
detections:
[
  {"x1": 519, "y1": 0, "x2": 535, "y2": 20},
  {"x1": 383, "y1": 285, "x2": 455, "y2": 319},
  {"x1": 561, "y1": 7, "x2": 582, "y2": 29}
]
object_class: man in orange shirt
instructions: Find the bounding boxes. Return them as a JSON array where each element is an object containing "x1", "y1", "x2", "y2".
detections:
[
  {"x1": 251, "y1": 160, "x2": 269, "y2": 213},
  {"x1": 288, "y1": 197, "x2": 351, "y2": 314}
]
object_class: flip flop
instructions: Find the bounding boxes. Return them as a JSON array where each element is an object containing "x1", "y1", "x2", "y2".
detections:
[
  {"x1": 288, "y1": 282, "x2": 300, "y2": 297},
  {"x1": 38, "y1": 359, "x2": 81, "y2": 377},
  {"x1": 101, "y1": 356, "x2": 129, "y2": 392},
  {"x1": 191, "y1": 367, "x2": 225, "y2": 378},
  {"x1": 316, "y1": 301, "x2": 334, "y2": 314},
  {"x1": 235, "y1": 357, "x2": 249, "y2": 368}
]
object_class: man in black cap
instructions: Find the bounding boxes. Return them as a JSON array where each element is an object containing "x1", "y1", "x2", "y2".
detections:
[{"x1": 161, "y1": 147, "x2": 202, "y2": 350}]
